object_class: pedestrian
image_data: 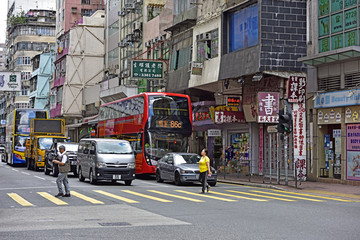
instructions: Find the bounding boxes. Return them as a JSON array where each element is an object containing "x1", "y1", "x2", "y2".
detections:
[
  {"x1": 53, "y1": 145, "x2": 71, "y2": 197},
  {"x1": 199, "y1": 148, "x2": 212, "y2": 193}
]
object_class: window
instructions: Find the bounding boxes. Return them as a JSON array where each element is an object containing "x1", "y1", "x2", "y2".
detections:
[
  {"x1": 108, "y1": 21, "x2": 119, "y2": 36},
  {"x1": 196, "y1": 29, "x2": 219, "y2": 62},
  {"x1": 173, "y1": 0, "x2": 194, "y2": 15},
  {"x1": 82, "y1": 0, "x2": 91, "y2": 4},
  {"x1": 21, "y1": 72, "x2": 31, "y2": 81},
  {"x1": 21, "y1": 87, "x2": 29, "y2": 96},
  {"x1": 228, "y1": 4, "x2": 258, "y2": 53},
  {"x1": 16, "y1": 57, "x2": 31, "y2": 65},
  {"x1": 81, "y1": 9, "x2": 92, "y2": 16}
]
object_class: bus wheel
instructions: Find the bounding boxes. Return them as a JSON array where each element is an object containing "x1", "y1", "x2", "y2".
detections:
[
  {"x1": 89, "y1": 169, "x2": 97, "y2": 184},
  {"x1": 124, "y1": 180, "x2": 132, "y2": 186}
]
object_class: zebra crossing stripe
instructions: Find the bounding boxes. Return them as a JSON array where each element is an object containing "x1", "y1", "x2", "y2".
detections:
[
  {"x1": 70, "y1": 191, "x2": 104, "y2": 204},
  {"x1": 269, "y1": 189, "x2": 353, "y2": 202},
  {"x1": 227, "y1": 190, "x2": 295, "y2": 202},
  {"x1": 148, "y1": 190, "x2": 205, "y2": 202},
  {"x1": 93, "y1": 190, "x2": 139, "y2": 203},
  {"x1": 121, "y1": 190, "x2": 172, "y2": 202},
  {"x1": 250, "y1": 190, "x2": 325, "y2": 202},
  {"x1": 210, "y1": 191, "x2": 268, "y2": 202},
  {"x1": 37, "y1": 192, "x2": 68, "y2": 205},
  {"x1": 175, "y1": 190, "x2": 237, "y2": 202},
  {"x1": 7, "y1": 193, "x2": 34, "y2": 207}
]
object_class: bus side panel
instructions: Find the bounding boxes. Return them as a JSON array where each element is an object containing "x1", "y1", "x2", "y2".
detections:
[{"x1": 12, "y1": 151, "x2": 26, "y2": 164}]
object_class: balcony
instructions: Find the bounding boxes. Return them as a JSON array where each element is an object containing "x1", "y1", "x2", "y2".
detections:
[
  {"x1": 50, "y1": 103, "x2": 62, "y2": 118},
  {"x1": 53, "y1": 75, "x2": 66, "y2": 87}
]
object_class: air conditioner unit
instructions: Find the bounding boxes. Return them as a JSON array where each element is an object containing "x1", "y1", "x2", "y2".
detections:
[
  {"x1": 152, "y1": 38, "x2": 157, "y2": 44},
  {"x1": 118, "y1": 10, "x2": 125, "y2": 16},
  {"x1": 132, "y1": 21, "x2": 141, "y2": 30},
  {"x1": 204, "y1": 32, "x2": 212, "y2": 40},
  {"x1": 135, "y1": 0, "x2": 143, "y2": 4},
  {"x1": 72, "y1": 7, "x2": 77, "y2": 13},
  {"x1": 160, "y1": 35, "x2": 166, "y2": 41},
  {"x1": 118, "y1": 40, "x2": 128, "y2": 48},
  {"x1": 114, "y1": 64, "x2": 119, "y2": 69},
  {"x1": 145, "y1": 41, "x2": 151, "y2": 48},
  {"x1": 155, "y1": 36, "x2": 161, "y2": 42},
  {"x1": 61, "y1": 69, "x2": 66, "y2": 73},
  {"x1": 94, "y1": 101, "x2": 100, "y2": 108}
]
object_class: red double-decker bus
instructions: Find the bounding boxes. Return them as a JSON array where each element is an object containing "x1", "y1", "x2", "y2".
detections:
[{"x1": 98, "y1": 92, "x2": 192, "y2": 175}]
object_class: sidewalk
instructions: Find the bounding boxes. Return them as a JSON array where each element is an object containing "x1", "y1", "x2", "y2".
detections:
[{"x1": 217, "y1": 175, "x2": 360, "y2": 200}]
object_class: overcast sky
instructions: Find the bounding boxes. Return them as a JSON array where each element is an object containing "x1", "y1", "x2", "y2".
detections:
[{"x1": 0, "y1": 1, "x2": 8, "y2": 43}]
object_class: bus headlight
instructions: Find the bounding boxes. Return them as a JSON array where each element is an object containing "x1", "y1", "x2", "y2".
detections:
[
  {"x1": 127, "y1": 162, "x2": 135, "y2": 169},
  {"x1": 96, "y1": 162, "x2": 107, "y2": 168}
]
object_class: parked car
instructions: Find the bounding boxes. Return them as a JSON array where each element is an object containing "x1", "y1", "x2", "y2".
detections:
[
  {"x1": 77, "y1": 138, "x2": 136, "y2": 185},
  {"x1": 44, "y1": 142, "x2": 79, "y2": 177},
  {"x1": 156, "y1": 153, "x2": 217, "y2": 186}
]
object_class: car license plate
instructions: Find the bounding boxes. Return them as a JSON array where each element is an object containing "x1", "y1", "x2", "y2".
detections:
[{"x1": 113, "y1": 175, "x2": 121, "y2": 180}]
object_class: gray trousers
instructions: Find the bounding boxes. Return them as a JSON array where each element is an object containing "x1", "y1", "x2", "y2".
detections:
[
  {"x1": 56, "y1": 172, "x2": 70, "y2": 195},
  {"x1": 199, "y1": 171, "x2": 209, "y2": 192}
]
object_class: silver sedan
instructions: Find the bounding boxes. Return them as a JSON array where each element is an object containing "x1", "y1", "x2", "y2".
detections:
[{"x1": 155, "y1": 153, "x2": 217, "y2": 186}]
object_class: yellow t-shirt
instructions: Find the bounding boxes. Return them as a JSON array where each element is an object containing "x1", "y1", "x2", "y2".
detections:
[{"x1": 199, "y1": 156, "x2": 210, "y2": 173}]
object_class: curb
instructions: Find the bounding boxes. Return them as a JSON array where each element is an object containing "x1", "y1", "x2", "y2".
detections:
[{"x1": 218, "y1": 179, "x2": 288, "y2": 191}]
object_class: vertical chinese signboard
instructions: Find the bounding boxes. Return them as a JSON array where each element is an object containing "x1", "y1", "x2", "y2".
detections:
[
  {"x1": 293, "y1": 103, "x2": 307, "y2": 181},
  {"x1": 131, "y1": 60, "x2": 164, "y2": 79},
  {"x1": 257, "y1": 92, "x2": 280, "y2": 123},
  {"x1": 288, "y1": 76, "x2": 306, "y2": 103},
  {"x1": 346, "y1": 124, "x2": 360, "y2": 181}
]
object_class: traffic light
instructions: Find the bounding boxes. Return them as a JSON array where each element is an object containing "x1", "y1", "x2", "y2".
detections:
[{"x1": 277, "y1": 109, "x2": 292, "y2": 133}]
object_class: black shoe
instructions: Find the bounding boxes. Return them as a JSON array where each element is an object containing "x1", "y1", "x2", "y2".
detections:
[
  {"x1": 199, "y1": 191, "x2": 205, "y2": 194},
  {"x1": 207, "y1": 186, "x2": 210, "y2": 192},
  {"x1": 63, "y1": 194, "x2": 71, "y2": 197},
  {"x1": 55, "y1": 193, "x2": 63, "y2": 197}
]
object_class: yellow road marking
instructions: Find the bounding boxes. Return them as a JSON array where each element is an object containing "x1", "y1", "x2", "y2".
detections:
[
  {"x1": 7, "y1": 193, "x2": 33, "y2": 206},
  {"x1": 250, "y1": 190, "x2": 325, "y2": 202},
  {"x1": 148, "y1": 190, "x2": 205, "y2": 202},
  {"x1": 269, "y1": 189, "x2": 354, "y2": 202},
  {"x1": 227, "y1": 190, "x2": 295, "y2": 202},
  {"x1": 304, "y1": 190, "x2": 360, "y2": 201},
  {"x1": 210, "y1": 191, "x2": 268, "y2": 202},
  {"x1": 93, "y1": 190, "x2": 139, "y2": 203},
  {"x1": 121, "y1": 190, "x2": 172, "y2": 203},
  {"x1": 70, "y1": 191, "x2": 104, "y2": 204},
  {"x1": 175, "y1": 190, "x2": 237, "y2": 202},
  {"x1": 37, "y1": 192, "x2": 68, "y2": 205}
]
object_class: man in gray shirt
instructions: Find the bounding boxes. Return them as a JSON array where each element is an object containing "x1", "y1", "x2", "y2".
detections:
[{"x1": 53, "y1": 145, "x2": 71, "y2": 197}]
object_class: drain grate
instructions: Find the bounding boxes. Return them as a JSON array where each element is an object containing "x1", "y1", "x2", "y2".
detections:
[{"x1": 98, "y1": 222, "x2": 131, "y2": 227}]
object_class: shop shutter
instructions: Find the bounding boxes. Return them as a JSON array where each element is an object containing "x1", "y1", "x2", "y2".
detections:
[
  {"x1": 345, "y1": 72, "x2": 360, "y2": 88},
  {"x1": 317, "y1": 76, "x2": 341, "y2": 91}
]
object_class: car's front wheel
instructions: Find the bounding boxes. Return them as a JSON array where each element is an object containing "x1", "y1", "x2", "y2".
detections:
[
  {"x1": 174, "y1": 172, "x2": 182, "y2": 186},
  {"x1": 156, "y1": 170, "x2": 163, "y2": 183},
  {"x1": 78, "y1": 167, "x2": 85, "y2": 182},
  {"x1": 89, "y1": 169, "x2": 97, "y2": 184}
]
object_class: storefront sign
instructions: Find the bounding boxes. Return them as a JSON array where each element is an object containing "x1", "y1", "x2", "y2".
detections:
[
  {"x1": 131, "y1": 60, "x2": 163, "y2": 79},
  {"x1": 0, "y1": 72, "x2": 21, "y2": 91},
  {"x1": 346, "y1": 124, "x2": 360, "y2": 181},
  {"x1": 345, "y1": 106, "x2": 360, "y2": 123},
  {"x1": 207, "y1": 129, "x2": 221, "y2": 137},
  {"x1": 293, "y1": 103, "x2": 307, "y2": 181},
  {"x1": 258, "y1": 92, "x2": 280, "y2": 123},
  {"x1": 227, "y1": 97, "x2": 240, "y2": 107},
  {"x1": 317, "y1": 108, "x2": 342, "y2": 124},
  {"x1": 243, "y1": 104, "x2": 257, "y2": 122},
  {"x1": 314, "y1": 89, "x2": 360, "y2": 108},
  {"x1": 288, "y1": 76, "x2": 306, "y2": 103},
  {"x1": 214, "y1": 111, "x2": 245, "y2": 124},
  {"x1": 193, "y1": 112, "x2": 211, "y2": 122}
]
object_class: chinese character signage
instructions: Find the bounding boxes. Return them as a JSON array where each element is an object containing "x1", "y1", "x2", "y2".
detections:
[
  {"x1": 207, "y1": 129, "x2": 221, "y2": 137},
  {"x1": 293, "y1": 103, "x2": 307, "y2": 181},
  {"x1": 346, "y1": 124, "x2": 360, "y2": 181},
  {"x1": 288, "y1": 76, "x2": 306, "y2": 103},
  {"x1": 131, "y1": 60, "x2": 163, "y2": 79},
  {"x1": 227, "y1": 97, "x2": 240, "y2": 107},
  {"x1": 0, "y1": 72, "x2": 21, "y2": 92},
  {"x1": 214, "y1": 111, "x2": 245, "y2": 124},
  {"x1": 258, "y1": 92, "x2": 279, "y2": 123}
]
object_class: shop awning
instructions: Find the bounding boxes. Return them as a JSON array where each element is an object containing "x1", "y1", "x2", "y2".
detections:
[
  {"x1": 298, "y1": 46, "x2": 360, "y2": 66},
  {"x1": 262, "y1": 70, "x2": 306, "y2": 79}
]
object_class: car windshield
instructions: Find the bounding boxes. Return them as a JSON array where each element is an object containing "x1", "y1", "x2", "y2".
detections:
[
  {"x1": 97, "y1": 141, "x2": 133, "y2": 154},
  {"x1": 38, "y1": 138, "x2": 66, "y2": 150},
  {"x1": 174, "y1": 154, "x2": 201, "y2": 164}
]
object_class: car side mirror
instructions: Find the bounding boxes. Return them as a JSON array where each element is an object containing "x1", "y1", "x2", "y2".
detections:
[{"x1": 89, "y1": 150, "x2": 96, "y2": 155}]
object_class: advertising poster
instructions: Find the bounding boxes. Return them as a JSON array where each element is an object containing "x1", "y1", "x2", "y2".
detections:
[
  {"x1": 0, "y1": 72, "x2": 21, "y2": 92},
  {"x1": 292, "y1": 103, "x2": 307, "y2": 180},
  {"x1": 347, "y1": 123, "x2": 360, "y2": 180}
]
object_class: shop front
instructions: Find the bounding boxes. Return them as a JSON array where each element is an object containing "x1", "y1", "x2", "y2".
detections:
[{"x1": 313, "y1": 89, "x2": 360, "y2": 183}]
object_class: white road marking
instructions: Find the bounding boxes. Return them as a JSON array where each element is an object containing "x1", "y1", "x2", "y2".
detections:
[
  {"x1": 34, "y1": 176, "x2": 46, "y2": 180},
  {"x1": 21, "y1": 172, "x2": 30, "y2": 175}
]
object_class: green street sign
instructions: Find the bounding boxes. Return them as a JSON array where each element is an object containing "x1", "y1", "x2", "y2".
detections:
[{"x1": 131, "y1": 60, "x2": 163, "y2": 79}]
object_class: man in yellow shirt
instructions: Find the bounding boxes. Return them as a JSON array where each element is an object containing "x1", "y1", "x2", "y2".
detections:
[{"x1": 199, "y1": 148, "x2": 212, "y2": 193}]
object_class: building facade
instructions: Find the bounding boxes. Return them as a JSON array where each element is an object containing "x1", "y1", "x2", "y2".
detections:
[{"x1": 299, "y1": 0, "x2": 360, "y2": 185}]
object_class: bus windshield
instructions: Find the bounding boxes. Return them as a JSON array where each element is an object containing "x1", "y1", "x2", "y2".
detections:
[
  {"x1": 38, "y1": 138, "x2": 66, "y2": 150},
  {"x1": 145, "y1": 132, "x2": 189, "y2": 165}
]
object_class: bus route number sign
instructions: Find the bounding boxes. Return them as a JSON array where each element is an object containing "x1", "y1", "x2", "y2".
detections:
[{"x1": 156, "y1": 120, "x2": 182, "y2": 129}]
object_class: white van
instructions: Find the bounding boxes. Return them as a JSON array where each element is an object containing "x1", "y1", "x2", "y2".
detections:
[{"x1": 77, "y1": 138, "x2": 136, "y2": 185}]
